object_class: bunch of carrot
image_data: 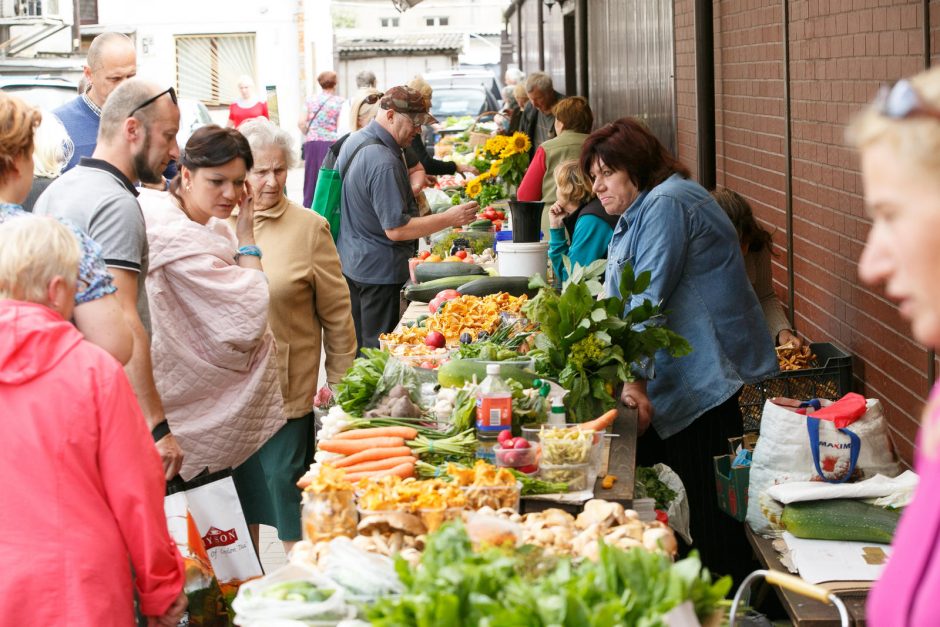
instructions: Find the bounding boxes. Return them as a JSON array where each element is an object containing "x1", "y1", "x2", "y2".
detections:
[{"x1": 317, "y1": 426, "x2": 420, "y2": 482}]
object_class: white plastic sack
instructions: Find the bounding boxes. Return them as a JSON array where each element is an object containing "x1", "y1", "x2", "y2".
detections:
[
  {"x1": 232, "y1": 563, "x2": 354, "y2": 626},
  {"x1": 653, "y1": 463, "x2": 692, "y2": 545},
  {"x1": 746, "y1": 397, "x2": 900, "y2": 535}
]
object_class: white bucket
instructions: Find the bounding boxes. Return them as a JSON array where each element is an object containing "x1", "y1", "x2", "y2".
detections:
[{"x1": 498, "y1": 241, "x2": 549, "y2": 280}]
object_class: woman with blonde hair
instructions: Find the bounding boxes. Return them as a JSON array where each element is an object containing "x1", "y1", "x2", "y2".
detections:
[
  {"x1": 849, "y1": 66, "x2": 940, "y2": 626},
  {"x1": 300, "y1": 70, "x2": 345, "y2": 207},
  {"x1": 547, "y1": 159, "x2": 617, "y2": 284},
  {"x1": 227, "y1": 74, "x2": 269, "y2": 129},
  {"x1": 22, "y1": 111, "x2": 73, "y2": 211}
]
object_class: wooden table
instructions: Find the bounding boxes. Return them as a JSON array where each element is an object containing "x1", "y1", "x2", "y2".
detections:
[{"x1": 745, "y1": 527, "x2": 869, "y2": 626}]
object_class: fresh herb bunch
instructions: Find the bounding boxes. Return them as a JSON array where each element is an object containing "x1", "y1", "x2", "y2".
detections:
[
  {"x1": 523, "y1": 259, "x2": 692, "y2": 423},
  {"x1": 635, "y1": 466, "x2": 679, "y2": 510},
  {"x1": 334, "y1": 348, "x2": 389, "y2": 416},
  {"x1": 367, "y1": 522, "x2": 731, "y2": 626}
]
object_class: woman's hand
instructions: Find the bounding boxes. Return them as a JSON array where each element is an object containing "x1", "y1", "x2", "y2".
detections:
[
  {"x1": 147, "y1": 591, "x2": 187, "y2": 627},
  {"x1": 235, "y1": 181, "x2": 256, "y2": 247},
  {"x1": 549, "y1": 202, "x2": 566, "y2": 229},
  {"x1": 457, "y1": 163, "x2": 479, "y2": 176},
  {"x1": 620, "y1": 380, "x2": 654, "y2": 436}
]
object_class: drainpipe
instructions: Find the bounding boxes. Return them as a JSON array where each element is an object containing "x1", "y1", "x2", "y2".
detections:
[
  {"x1": 537, "y1": 0, "x2": 545, "y2": 71},
  {"x1": 925, "y1": 0, "x2": 936, "y2": 387},
  {"x1": 782, "y1": 0, "x2": 795, "y2": 331},
  {"x1": 72, "y1": 0, "x2": 81, "y2": 53},
  {"x1": 693, "y1": 0, "x2": 715, "y2": 189}
]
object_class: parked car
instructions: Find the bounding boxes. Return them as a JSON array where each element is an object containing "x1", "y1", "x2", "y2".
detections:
[
  {"x1": 0, "y1": 76, "x2": 77, "y2": 110},
  {"x1": 424, "y1": 70, "x2": 501, "y2": 123}
]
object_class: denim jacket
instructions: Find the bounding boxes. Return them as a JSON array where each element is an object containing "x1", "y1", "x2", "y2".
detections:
[{"x1": 604, "y1": 174, "x2": 778, "y2": 439}]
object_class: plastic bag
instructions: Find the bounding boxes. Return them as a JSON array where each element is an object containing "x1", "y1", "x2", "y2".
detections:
[
  {"x1": 423, "y1": 188, "x2": 455, "y2": 214},
  {"x1": 652, "y1": 463, "x2": 692, "y2": 545},
  {"x1": 232, "y1": 563, "x2": 353, "y2": 626},
  {"x1": 369, "y1": 355, "x2": 439, "y2": 413},
  {"x1": 319, "y1": 537, "x2": 403, "y2": 602}
]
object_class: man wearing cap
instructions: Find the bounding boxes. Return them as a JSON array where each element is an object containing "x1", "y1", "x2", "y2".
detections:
[{"x1": 336, "y1": 85, "x2": 479, "y2": 353}]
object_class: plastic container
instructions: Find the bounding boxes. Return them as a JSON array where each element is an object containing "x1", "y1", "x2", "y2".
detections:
[
  {"x1": 538, "y1": 461, "x2": 591, "y2": 491},
  {"x1": 493, "y1": 443, "x2": 539, "y2": 473},
  {"x1": 507, "y1": 200, "x2": 545, "y2": 243},
  {"x1": 476, "y1": 363, "x2": 512, "y2": 439},
  {"x1": 467, "y1": 356, "x2": 535, "y2": 371},
  {"x1": 302, "y1": 489, "x2": 357, "y2": 543},
  {"x1": 497, "y1": 241, "x2": 549, "y2": 280},
  {"x1": 461, "y1": 481, "x2": 522, "y2": 511},
  {"x1": 738, "y1": 342, "x2": 853, "y2": 432},
  {"x1": 632, "y1": 497, "x2": 657, "y2": 523}
]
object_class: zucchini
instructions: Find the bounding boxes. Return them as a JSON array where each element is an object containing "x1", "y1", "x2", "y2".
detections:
[
  {"x1": 438, "y1": 359, "x2": 538, "y2": 388},
  {"x1": 457, "y1": 276, "x2": 538, "y2": 298},
  {"x1": 780, "y1": 499, "x2": 901, "y2": 544},
  {"x1": 414, "y1": 261, "x2": 486, "y2": 283},
  {"x1": 403, "y1": 275, "x2": 479, "y2": 302}
]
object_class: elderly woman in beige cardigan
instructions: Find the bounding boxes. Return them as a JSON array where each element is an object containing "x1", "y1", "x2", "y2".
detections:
[{"x1": 232, "y1": 118, "x2": 357, "y2": 552}]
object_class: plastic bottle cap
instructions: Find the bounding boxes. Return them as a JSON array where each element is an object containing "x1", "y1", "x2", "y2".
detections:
[
  {"x1": 486, "y1": 363, "x2": 501, "y2": 375},
  {"x1": 538, "y1": 385, "x2": 550, "y2": 398}
]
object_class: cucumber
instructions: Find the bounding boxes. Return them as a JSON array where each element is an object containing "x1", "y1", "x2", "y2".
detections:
[
  {"x1": 457, "y1": 276, "x2": 539, "y2": 298},
  {"x1": 414, "y1": 261, "x2": 486, "y2": 283},
  {"x1": 780, "y1": 499, "x2": 901, "y2": 544},
  {"x1": 403, "y1": 275, "x2": 479, "y2": 302},
  {"x1": 437, "y1": 359, "x2": 538, "y2": 388},
  {"x1": 469, "y1": 219, "x2": 492, "y2": 229}
]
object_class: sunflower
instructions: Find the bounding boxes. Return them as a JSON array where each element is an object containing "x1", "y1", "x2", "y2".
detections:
[
  {"x1": 465, "y1": 178, "x2": 483, "y2": 198},
  {"x1": 484, "y1": 135, "x2": 508, "y2": 158},
  {"x1": 489, "y1": 159, "x2": 503, "y2": 177},
  {"x1": 478, "y1": 171, "x2": 492, "y2": 181},
  {"x1": 511, "y1": 132, "x2": 531, "y2": 154}
]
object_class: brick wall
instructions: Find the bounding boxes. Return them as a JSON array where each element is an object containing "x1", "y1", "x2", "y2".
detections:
[{"x1": 675, "y1": 0, "x2": 934, "y2": 464}]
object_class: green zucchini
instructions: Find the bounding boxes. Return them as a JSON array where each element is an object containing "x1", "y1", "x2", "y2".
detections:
[
  {"x1": 437, "y1": 359, "x2": 538, "y2": 389},
  {"x1": 414, "y1": 261, "x2": 486, "y2": 283},
  {"x1": 780, "y1": 499, "x2": 901, "y2": 544},
  {"x1": 457, "y1": 276, "x2": 538, "y2": 298},
  {"x1": 403, "y1": 275, "x2": 478, "y2": 302}
]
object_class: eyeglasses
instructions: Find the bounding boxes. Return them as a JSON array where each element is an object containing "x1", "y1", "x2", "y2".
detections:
[
  {"x1": 365, "y1": 91, "x2": 385, "y2": 105},
  {"x1": 129, "y1": 86, "x2": 177, "y2": 118},
  {"x1": 874, "y1": 79, "x2": 940, "y2": 123}
]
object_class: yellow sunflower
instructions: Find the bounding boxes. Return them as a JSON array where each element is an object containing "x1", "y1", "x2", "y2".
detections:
[
  {"x1": 465, "y1": 178, "x2": 483, "y2": 198},
  {"x1": 478, "y1": 171, "x2": 492, "y2": 181},
  {"x1": 489, "y1": 159, "x2": 503, "y2": 177},
  {"x1": 500, "y1": 145, "x2": 517, "y2": 159},
  {"x1": 511, "y1": 132, "x2": 531, "y2": 154},
  {"x1": 484, "y1": 135, "x2": 508, "y2": 158}
]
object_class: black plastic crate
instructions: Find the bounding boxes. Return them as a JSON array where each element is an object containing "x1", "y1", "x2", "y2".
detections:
[{"x1": 739, "y1": 342, "x2": 852, "y2": 432}]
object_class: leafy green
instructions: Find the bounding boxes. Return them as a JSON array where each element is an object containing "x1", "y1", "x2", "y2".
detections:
[
  {"x1": 509, "y1": 469, "x2": 568, "y2": 495},
  {"x1": 635, "y1": 466, "x2": 678, "y2": 510},
  {"x1": 523, "y1": 260, "x2": 692, "y2": 423},
  {"x1": 334, "y1": 348, "x2": 389, "y2": 416},
  {"x1": 367, "y1": 523, "x2": 731, "y2": 626}
]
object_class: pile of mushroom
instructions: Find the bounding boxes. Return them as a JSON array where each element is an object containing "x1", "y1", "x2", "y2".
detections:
[
  {"x1": 291, "y1": 512, "x2": 426, "y2": 568},
  {"x1": 475, "y1": 499, "x2": 678, "y2": 560}
]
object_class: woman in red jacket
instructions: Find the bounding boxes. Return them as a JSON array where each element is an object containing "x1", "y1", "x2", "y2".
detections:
[{"x1": 0, "y1": 215, "x2": 186, "y2": 624}]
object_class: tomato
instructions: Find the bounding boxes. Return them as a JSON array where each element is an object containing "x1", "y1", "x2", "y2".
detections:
[
  {"x1": 418, "y1": 250, "x2": 431, "y2": 260},
  {"x1": 483, "y1": 208, "x2": 497, "y2": 220},
  {"x1": 425, "y1": 331, "x2": 446, "y2": 348},
  {"x1": 454, "y1": 249, "x2": 468, "y2": 260},
  {"x1": 436, "y1": 289, "x2": 461, "y2": 300},
  {"x1": 655, "y1": 509, "x2": 669, "y2": 525},
  {"x1": 493, "y1": 220, "x2": 502, "y2": 231},
  {"x1": 495, "y1": 211, "x2": 505, "y2": 220},
  {"x1": 464, "y1": 255, "x2": 476, "y2": 263}
]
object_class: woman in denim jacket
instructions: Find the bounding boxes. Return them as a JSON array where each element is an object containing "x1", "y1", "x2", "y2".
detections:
[{"x1": 581, "y1": 118, "x2": 778, "y2": 581}]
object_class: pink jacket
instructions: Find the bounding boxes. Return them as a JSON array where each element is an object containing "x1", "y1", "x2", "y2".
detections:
[
  {"x1": 140, "y1": 192, "x2": 285, "y2": 480},
  {"x1": 868, "y1": 383, "x2": 940, "y2": 626},
  {"x1": 0, "y1": 300, "x2": 183, "y2": 625}
]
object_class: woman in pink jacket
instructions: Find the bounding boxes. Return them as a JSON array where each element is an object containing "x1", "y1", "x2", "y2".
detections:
[
  {"x1": 851, "y1": 67, "x2": 940, "y2": 625},
  {"x1": 0, "y1": 215, "x2": 185, "y2": 626}
]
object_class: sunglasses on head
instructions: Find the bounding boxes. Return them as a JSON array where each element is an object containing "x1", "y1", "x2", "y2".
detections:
[
  {"x1": 129, "y1": 86, "x2": 178, "y2": 117},
  {"x1": 364, "y1": 91, "x2": 385, "y2": 105},
  {"x1": 874, "y1": 79, "x2": 940, "y2": 123}
]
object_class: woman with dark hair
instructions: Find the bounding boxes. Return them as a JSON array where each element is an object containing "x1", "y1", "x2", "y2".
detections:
[
  {"x1": 711, "y1": 188, "x2": 801, "y2": 347},
  {"x1": 300, "y1": 70, "x2": 345, "y2": 207},
  {"x1": 138, "y1": 125, "x2": 285, "y2": 501},
  {"x1": 581, "y1": 118, "x2": 777, "y2": 581}
]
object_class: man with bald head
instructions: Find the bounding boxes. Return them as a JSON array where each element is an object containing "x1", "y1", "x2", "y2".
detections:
[
  {"x1": 36, "y1": 79, "x2": 184, "y2": 479},
  {"x1": 55, "y1": 32, "x2": 137, "y2": 171}
]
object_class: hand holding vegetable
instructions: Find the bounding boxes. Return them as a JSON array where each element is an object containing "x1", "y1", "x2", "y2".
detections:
[
  {"x1": 444, "y1": 201, "x2": 479, "y2": 228},
  {"x1": 620, "y1": 380, "x2": 653, "y2": 435}
]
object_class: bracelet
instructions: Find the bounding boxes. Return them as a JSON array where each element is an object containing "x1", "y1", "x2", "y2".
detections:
[
  {"x1": 151, "y1": 419, "x2": 171, "y2": 442},
  {"x1": 235, "y1": 245, "x2": 262, "y2": 261}
]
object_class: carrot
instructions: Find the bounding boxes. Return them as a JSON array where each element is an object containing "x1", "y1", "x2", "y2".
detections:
[
  {"x1": 339, "y1": 456, "x2": 417, "y2": 474},
  {"x1": 318, "y1": 436, "x2": 406, "y2": 455},
  {"x1": 344, "y1": 461, "x2": 415, "y2": 483},
  {"x1": 576, "y1": 408, "x2": 618, "y2": 433},
  {"x1": 334, "y1": 426, "x2": 419, "y2": 441},
  {"x1": 332, "y1": 446, "x2": 414, "y2": 468}
]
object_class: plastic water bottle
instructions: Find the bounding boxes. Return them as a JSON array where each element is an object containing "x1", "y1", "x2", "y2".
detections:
[
  {"x1": 476, "y1": 363, "x2": 512, "y2": 439},
  {"x1": 549, "y1": 396, "x2": 566, "y2": 427}
]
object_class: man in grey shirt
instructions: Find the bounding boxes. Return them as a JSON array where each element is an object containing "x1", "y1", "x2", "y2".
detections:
[
  {"x1": 520, "y1": 72, "x2": 565, "y2": 158},
  {"x1": 35, "y1": 79, "x2": 184, "y2": 479},
  {"x1": 336, "y1": 86, "x2": 478, "y2": 352}
]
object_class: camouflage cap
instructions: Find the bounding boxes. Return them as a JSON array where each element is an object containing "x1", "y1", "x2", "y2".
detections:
[{"x1": 379, "y1": 85, "x2": 438, "y2": 125}]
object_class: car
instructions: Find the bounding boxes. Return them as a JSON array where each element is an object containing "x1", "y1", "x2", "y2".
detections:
[
  {"x1": 424, "y1": 69, "x2": 501, "y2": 123},
  {"x1": 0, "y1": 76, "x2": 78, "y2": 110}
]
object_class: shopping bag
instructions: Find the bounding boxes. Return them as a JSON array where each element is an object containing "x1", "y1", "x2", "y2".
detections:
[
  {"x1": 311, "y1": 168, "x2": 342, "y2": 241},
  {"x1": 746, "y1": 393, "x2": 899, "y2": 535}
]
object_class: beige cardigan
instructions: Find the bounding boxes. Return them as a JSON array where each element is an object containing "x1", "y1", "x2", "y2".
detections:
[{"x1": 231, "y1": 196, "x2": 357, "y2": 419}]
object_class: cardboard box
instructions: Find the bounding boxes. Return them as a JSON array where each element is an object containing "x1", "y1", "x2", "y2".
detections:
[
  {"x1": 727, "y1": 432, "x2": 759, "y2": 456},
  {"x1": 714, "y1": 454, "x2": 749, "y2": 521}
]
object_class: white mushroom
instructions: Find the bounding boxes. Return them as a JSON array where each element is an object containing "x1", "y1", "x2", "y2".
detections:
[
  {"x1": 642, "y1": 527, "x2": 678, "y2": 556},
  {"x1": 357, "y1": 512, "x2": 426, "y2": 537}
]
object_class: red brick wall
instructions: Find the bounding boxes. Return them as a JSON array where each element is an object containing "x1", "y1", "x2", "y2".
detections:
[{"x1": 675, "y1": 0, "x2": 934, "y2": 464}]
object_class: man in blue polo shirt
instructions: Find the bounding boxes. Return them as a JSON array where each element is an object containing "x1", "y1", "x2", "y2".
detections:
[
  {"x1": 336, "y1": 86, "x2": 479, "y2": 352},
  {"x1": 55, "y1": 32, "x2": 137, "y2": 172}
]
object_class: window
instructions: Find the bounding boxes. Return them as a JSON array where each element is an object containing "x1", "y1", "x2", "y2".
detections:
[
  {"x1": 425, "y1": 16, "x2": 448, "y2": 26},
  {"x1": 380, "y1": 17, "x2": 399, "y2": 27},
  {"x1": 175, "y1": 33, "x2": 257, "y2": 106}
]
